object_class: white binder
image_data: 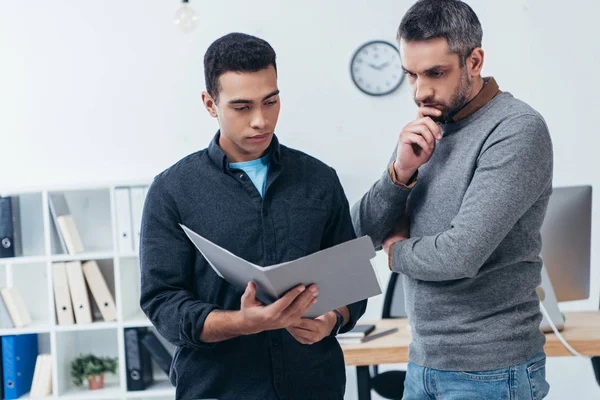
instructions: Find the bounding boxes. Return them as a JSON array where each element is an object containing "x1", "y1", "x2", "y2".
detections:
[
  {"x1": 0, "y1": 286, "x2": 31, "y2": 328},
  {"x1": 30, "y1": 354, "x2": 52, "y2": 397},
  {"x1": 129, "y1": 187, "x2": 146, "y2": 253},
  {"x1": 65, "y1": 261, "x2": 93, "y2": 324},
  {"x1": 52, "y1": 262, "x2": 75, "y2": 325},
  {"x1": 49, "y1": 193, "x2": 84, "y2": 254},
  {"x1": 115, "y1": 188, "x2": 134, "y2": 253},
  {"x1": 82, "y1": 261, "x2": 117, "y2": 321}
]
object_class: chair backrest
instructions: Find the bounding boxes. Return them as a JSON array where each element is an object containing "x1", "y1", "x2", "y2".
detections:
[{"x1": 381, "y1": 272, "x2": 407, "y2": 318}]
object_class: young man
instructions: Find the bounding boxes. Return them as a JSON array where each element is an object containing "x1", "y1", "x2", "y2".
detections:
[
  {"x1": 352, "y1": 1, "x2": 553, "y2": 398},
  {"x1": 139, "y1": 33, "x2": 366, "y2": 400}
]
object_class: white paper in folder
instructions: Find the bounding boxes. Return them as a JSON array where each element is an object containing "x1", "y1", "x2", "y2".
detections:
[{"x1": 180, "y1": 224, "x2": 382, "y2": 318}]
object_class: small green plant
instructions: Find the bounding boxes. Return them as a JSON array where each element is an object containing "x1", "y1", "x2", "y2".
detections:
[{"x1": 70, "y1": 354, "x2": 118, "y2": 387}]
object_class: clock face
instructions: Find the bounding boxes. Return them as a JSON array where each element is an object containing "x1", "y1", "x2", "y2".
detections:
[{"x1": 350, "y1": 40, "x2": 405, "y2": 96}]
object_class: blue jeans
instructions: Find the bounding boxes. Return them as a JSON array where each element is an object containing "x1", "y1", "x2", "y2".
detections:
[{"x1": 402, "y1": 350, "x2": 550, "y2": 400}]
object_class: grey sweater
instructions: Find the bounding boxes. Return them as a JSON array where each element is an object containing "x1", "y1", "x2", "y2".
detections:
[{"x1": 352, "y1": 92, "x2": 553, "y2": 371}]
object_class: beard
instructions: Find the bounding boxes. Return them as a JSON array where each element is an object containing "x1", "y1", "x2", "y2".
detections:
[{"x1": 416, "y1": 68, "x2": 472, "y2": 124}]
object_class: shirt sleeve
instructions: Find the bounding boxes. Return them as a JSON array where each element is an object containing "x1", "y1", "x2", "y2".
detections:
[{"x1": 351, "y1": 151, "x2": 414, "y2": 249}]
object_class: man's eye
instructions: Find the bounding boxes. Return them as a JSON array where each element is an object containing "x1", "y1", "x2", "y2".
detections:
[{"x1": 234, "y1": 106, "x2": 250, "y2": 111}]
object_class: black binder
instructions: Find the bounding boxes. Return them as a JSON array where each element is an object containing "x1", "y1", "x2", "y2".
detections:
[
  {"x1": 140, "y1": 331, "x2": 173, "y2": 376},
  {"x1": 124, "y1": 328, "x2": 153, "y2": 391},
  {"x1": 0, "y1": 341, "x2": 3, "y2": 399},
  {"x1": 0, "y1": 197, "x2": 20, "y2": 258}
]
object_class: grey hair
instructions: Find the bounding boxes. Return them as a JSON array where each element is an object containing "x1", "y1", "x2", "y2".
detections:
[{"x1": 397, "y1": 0, "x2": 482, "y2": 64}]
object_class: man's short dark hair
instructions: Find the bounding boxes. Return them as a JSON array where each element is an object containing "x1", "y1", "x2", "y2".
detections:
[
  {"x1": 204, "y1": 32, "x2": 277, "y2": 103},
  {"x1": 398, "y1": 0, "x2": 482, "y2": 65}
]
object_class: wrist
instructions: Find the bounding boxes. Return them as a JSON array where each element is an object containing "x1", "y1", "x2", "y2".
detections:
[
  {"x1": 234, "y1": 311, "x2": 256, "y2": 336},
  {"x1": 329, "y1": 309, "x2": 344, "y2": 337},
  {"x1": 393, "y1": 161, "x2": 417, "y2": 185}
]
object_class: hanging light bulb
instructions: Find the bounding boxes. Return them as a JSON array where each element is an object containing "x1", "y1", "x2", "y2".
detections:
[{"x1": 174, "y1": 0, "x2": 199, "y2": 33}]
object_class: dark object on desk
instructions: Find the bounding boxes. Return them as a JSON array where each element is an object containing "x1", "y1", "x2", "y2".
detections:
[
  {"x1": 356, "y1": 272, "x2": 407, "y2": 400},
  {"x1": 361, "y1": 327, "x2": 399, "y2": 343},
  {"x1": 337, "y1": 324, "x2": 376, "y2": 343},
  {"x1": 345, "y1": 324, "x2": 376, "y2": 338}
]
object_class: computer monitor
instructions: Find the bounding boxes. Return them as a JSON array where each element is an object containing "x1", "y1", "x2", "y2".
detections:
[{"x1": 540, "y1": 185, "x2": 592, "y2": 302}]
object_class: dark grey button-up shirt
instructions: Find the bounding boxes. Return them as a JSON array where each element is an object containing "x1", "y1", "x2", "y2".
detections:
[{"x1": 140, "y1": 133, "x2": 366, "y2": 400}]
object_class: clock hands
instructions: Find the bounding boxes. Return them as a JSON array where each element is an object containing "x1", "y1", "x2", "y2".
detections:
[{"x1": 368, "y1": 61, "x2": 391, "y2": 70}]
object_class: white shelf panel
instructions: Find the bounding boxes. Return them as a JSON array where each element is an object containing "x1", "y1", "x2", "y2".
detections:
[
  {"x1": 60, "y1": 382, "x2": 122, "y2": 399},
  {"x1": 0, "y1": 322, "x2": 51, "y2": 336},
  {"x1": 0, "y1": 255, "x2": 47, "y2": 265},
  {"x1": 54, "y1": 322, "x2": 118, "y2": 332},
  {"x1": 123, "y1": 320, "x2": 153, "y2": 329},
  {"x1": 118, "y1": 252, "x2": 139, "y2": 259},
  {"x1": 17, "y1": 394, "x2": 53, "y2": 399},
  {"x1": 50, "y1": 252, "x2": 115, "y2": 263},
  {"x1": 125, "y1": 380, "x2": 175, "y2": 398},
  {"x1": 123, "y1": 313, "x2": 151, "y2": 328}
]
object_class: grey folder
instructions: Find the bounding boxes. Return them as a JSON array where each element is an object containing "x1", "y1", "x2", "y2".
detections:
[{"x1": 181, "y1": 225, "x2": 382, "y2": 318}]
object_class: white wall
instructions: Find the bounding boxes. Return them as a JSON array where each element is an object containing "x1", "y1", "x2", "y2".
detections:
[{"x1": 1, "y1": 0, "x2": 599, "y2": 398}]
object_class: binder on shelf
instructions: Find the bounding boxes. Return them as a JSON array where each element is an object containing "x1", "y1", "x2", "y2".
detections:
[
  {"x1": 0, "y1": 294, "x2": 15, "y2": 329},
  {"x1": 129, "y1": 187, "x2": 145, "y2": 253},
  {"x1": 0, "y1": 287, "x2": 31, "y2": 328},
  {"x1": 0, "y1": 196, "x2": 22, "y2": 258},
  {"x1": 124, "y1": 328, "x2": 153, "y2": 391},
  {"x1": 139, "y1": 330, "x2": 173, "y2": 376},
  {"x1": 82, "y1": 261, "x2": 117, "y2": 322},
  {"x1": 48, "y1": 193, "x2": 84, "y2": 255},
  {"x1": 115, "y1": 188, "x2": 134, "y2": 254},
  {"x1": 0, "y1": 338, "x2": 3, "y2": 400},
  {"x1": 29, "y1": 353, "x2": 52, "y2": 397},
  {"x1": 2, "y1": 333, "x2": 39, "y2": 399},
  {"x1": 64, "y1": 261, "x2": 92, "y2": 324},
  {"x1": 52, "y1": 262, "x2": 75, "y2": 325}
]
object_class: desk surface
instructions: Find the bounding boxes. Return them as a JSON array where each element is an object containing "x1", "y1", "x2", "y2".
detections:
[{"x1": 342, "y1": 311, "x2": 600, "y2": 366}]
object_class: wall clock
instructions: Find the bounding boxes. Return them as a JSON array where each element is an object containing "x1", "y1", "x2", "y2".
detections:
[{"x1": 350, "y1": 40, "x2": 405, "y2": 96}]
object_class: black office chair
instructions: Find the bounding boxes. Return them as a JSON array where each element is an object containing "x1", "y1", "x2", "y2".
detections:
[
  {"x1": 592, "y1": 357, "x2": 600, "y2": 386},
  {"x1": 368, "y1": 272, "x2": 407, "y2": 400}
]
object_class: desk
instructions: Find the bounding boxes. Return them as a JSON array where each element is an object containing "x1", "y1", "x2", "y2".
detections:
[{"x1": 342, "y1": 311, "x2": 600, "y2": 400}]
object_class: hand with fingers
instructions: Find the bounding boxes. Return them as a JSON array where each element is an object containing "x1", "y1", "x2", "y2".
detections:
[
  {"x1": 238, "y1": 282, "x2": 319, "y2": 335},
  {"x1": 285, "y1": 311, "x2": 338, "y2": 345},
  {"x1": 393, "y1": 106, "x2": 444, "y2": 184}
]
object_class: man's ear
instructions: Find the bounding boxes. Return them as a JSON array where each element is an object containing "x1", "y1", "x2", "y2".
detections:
[
  {"x1": 466, "y1": 48, "x2": 484, "y2": 77},
  {"x1": 202, "y1": 91, "x2": 219, "y2": 118}
]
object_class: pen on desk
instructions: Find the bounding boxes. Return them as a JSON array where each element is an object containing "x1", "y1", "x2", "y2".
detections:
[{"x1": 360, "y1": 327, "x2": 399, "y2": 343}]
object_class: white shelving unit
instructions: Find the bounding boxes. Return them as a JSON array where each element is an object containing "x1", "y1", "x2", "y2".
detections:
[{"x1": 0, "y1": 183, "x2": 175, "y2": 400}]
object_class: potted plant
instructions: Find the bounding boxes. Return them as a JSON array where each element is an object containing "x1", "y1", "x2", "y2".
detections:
[{"x1": 70, "y1": 354, "x2": 118, "y2": 390}]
